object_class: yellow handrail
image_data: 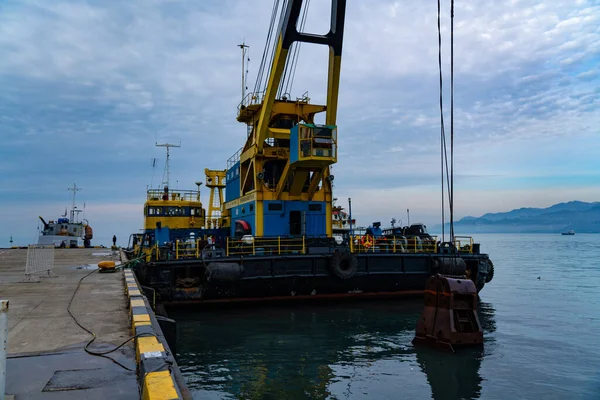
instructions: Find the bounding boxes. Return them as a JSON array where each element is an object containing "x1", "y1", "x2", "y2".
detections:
[{"x1": 348, "y1": 235, "x2": 445, "y2": 254}]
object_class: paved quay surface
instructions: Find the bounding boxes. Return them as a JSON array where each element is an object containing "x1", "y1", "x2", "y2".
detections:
[{"x1": 0, "y1": 248, "x2": 139, "y2": 399}]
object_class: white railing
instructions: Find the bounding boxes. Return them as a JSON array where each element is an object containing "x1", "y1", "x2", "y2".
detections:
[{"x1": 21, "y1": 245, "x2": 56, "y2": 282}]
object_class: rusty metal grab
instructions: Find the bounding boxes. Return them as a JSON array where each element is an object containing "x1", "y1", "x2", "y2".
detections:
[{"x1": 413, "y1": 274, "x2": 483, "y2": 352}]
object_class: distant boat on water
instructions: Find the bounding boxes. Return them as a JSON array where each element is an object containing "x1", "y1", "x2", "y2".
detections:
[{"x1": 561, "y1": 229, "x2": 575, "y2": 236}]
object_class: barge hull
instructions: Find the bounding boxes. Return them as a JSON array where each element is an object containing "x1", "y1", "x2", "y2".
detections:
[{"x1": 134, "y1": 252, "x2": 491, "y2": 304}]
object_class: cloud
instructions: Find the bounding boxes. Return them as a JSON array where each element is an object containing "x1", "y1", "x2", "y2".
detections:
[{"x1": 0, "y1": 0, "x2": 599, "y2": 245}]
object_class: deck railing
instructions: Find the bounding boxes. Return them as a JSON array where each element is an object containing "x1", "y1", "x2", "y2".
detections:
[
  {"x1": 146, "y1": 189, "x2": 198, "y2": 202},
  {"x1": 454, "y1": 236, "x2": 474, "y2": 253},
  {"x1": 350, "y1": 235, "x2": 439, "y2": 254},
  {"x1": 137, "y1": 234, "x2": 475, "y2": 262},
  {"x1": 349, "y1": 235, "x2": 474, "y2": 254},
  {"x1": 226, "y1": 237, "x2": 306, "y2": 256}
]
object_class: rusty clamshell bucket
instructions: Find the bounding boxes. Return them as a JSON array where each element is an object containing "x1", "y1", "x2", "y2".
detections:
[{"x1": 413, "y1": 274, "x2": 483, "y2": 352}]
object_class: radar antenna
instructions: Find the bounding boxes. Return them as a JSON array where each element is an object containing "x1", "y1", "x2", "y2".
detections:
[{"x1": 155, "y1": 142, "x2": 181, "y2": 188}]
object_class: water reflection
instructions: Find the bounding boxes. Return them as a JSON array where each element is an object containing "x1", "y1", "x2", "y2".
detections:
[
  {"x1": 415, "y1": 301, "x2": 496, "y2": 400},
  {"x1": 171, "y1": 299, "x2": 496, "y2": 400}
]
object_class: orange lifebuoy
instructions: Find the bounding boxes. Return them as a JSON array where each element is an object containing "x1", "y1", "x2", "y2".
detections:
[{"x1": 362, "y1": 235, "x2": 373, "y2": 248}]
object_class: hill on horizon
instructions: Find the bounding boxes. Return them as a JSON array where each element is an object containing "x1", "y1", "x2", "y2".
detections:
[{"x1": 435, "y1": 201, "x2": 600, "y2": 233}]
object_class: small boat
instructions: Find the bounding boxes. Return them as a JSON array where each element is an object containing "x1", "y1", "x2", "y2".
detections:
[
  {"x1": 38, "y1": 183, "x2": 93, "y2": 248},
  {"x1": 561, "y1": 230, "x2": 575, "y2": 236}
]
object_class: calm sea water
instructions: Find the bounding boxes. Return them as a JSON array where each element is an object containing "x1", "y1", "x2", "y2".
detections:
[{"x1": 170, "y1": 234, "x2": 600, "y2": 399}]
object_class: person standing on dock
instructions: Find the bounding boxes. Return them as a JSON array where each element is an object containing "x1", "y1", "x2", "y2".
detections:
[{"x1": 112, "y1": 235, "x2": 117, "y2": 247}]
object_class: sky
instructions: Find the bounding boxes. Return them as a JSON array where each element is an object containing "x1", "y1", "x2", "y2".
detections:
[{"x1": 1, "y1": 0, "x2": 599, "y2": 246}]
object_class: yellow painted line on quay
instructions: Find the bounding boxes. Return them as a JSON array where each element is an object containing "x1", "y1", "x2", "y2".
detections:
[
  {"x1": 131, "y1": 299, "x2": 145, "y2": 307},
  {"x1": 137, "y1": 336, "x2": 165, "y2": 361},
  {"x1": 133, "y1": 313, "x2": 151, "y2": 324},
  {"x1": 124, "y1": 270, "x2": 182, "y2": 399},
  {"x1": 142, "y1": 370, "x2": 180, "y2": 400}
]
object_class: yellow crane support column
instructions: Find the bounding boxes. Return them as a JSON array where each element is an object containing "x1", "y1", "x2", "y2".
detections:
[{"x1": 205, "y1": 168, "x2": 226, "y2": 229}]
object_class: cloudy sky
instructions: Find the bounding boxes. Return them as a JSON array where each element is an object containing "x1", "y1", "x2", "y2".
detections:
[{"x1": 1, "y1": 0, "x2": 599, "y2": 246}]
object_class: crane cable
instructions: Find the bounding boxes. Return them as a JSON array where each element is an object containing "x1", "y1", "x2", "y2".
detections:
[
  {"x1": 279, "y1": 0, "x2": 311, "y2": 99},
  {"x1": 437, "y1": 0, "x2": 455, "y2": 243},
  {"x1": 450, "y1": 0, "x2": 455, "y2": 241},
  {"x1": 253, "y1": 0, "x2": 281, "y2": 98},
  {"x1": 286, "y1": 0, "x2": 311, "y2": 97}
]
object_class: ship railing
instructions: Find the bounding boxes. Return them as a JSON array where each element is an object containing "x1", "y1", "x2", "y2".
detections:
[
  {"x1": 227, "y1": 147, "x2": 243, "y2": 170},
  {"x1": 237, "y1": 91, "x2": 266, "y2": 112},
  {"x1": 147, "y1": 189, "x2": 199, "y2": 202},
  {"x1": 453, "y1": 236, "x2": 474, "y2": 254},
  {"x1": 225, "y1": 236, "x2": 306, "y2": 257},
  {"x1": 349, "y1": 235, "x2": 476, "y2": 255},
  {"x1": 174, "y1": 239, "x2": 204, "y2": 259},
  {"x1": 349, "y1": 235, "x2": 439, "y2": 254},
  {"x1": 143, "y1": 244, "x2": 159, "y2": 262}
]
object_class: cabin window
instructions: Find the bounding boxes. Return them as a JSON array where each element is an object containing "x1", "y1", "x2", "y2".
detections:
[
  {"x1": 147, "y1": 207, "x2": 162, "y2": 216},
  {"x1": 167, "y1": 207, "x2": 182, "y2": 216},
  {"x1": 242, "y1": 207, "x2": 245, "y2": 214},
  {"x1": 249, "y1": 204, "x2": 254, "y2": 212},
  {"x1": 308, "y1": 204, "x2": 322, "y2": 212},
  {"x1": 268, "y1": 203, "x2": 283, "y2": 211}
]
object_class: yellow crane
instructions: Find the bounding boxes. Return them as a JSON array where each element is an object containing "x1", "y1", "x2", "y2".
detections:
[{"x1": 224, "y1": 0, "x2": 347, "y2": 238}]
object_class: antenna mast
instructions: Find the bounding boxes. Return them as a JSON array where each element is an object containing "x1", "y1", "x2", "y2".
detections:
[
  {"x1": 67, "y1": 183, "x2": 82, "y2": 222},
  {"x1": 155, "y1": 142, "x2": 181, "y2": 188},
  {"x1": 238, "y1": 43, "x2": 250, "y2": 104}
]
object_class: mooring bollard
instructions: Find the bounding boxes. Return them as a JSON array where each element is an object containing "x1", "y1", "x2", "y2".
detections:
[{"x1": 0, "y1": 299, "x2": 8, "y2": 398}]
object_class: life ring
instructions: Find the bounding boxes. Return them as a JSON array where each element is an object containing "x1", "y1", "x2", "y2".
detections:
[
  {"x1": 330, "y1": 250, "x2": 358, "y2": 280},
  {"x1": 361, "y1": 235, "x2": 373, "y2": 248}
]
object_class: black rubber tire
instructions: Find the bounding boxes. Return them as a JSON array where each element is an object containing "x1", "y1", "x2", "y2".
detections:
[
  {"x1": 205, "y1": 262, "x2": 245, "y2": 282},
  {"x1": 330, "y1": 251, "x2": 358, "y2": 280},
  {"x1": 437, "y1": 257, "x2": 467, "y2": 276},
  {"x1": 485, "y1": 259, "x2": 494, "y2": 283}
]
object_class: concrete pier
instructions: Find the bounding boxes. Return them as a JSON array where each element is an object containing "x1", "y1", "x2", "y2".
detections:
[{"x1": 0, "y1": 248, "x2": 137, "y2": 399}]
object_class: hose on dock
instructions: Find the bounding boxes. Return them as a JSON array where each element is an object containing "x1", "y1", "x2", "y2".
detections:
[{"x1": 66, "y1": 256, "x2": 154, "y2": 372}]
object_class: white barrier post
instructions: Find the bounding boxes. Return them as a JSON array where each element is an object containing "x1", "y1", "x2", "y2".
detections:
[
  {"x1": 0, "y1": 300, "x2": 8, "y2": 399},
  {"x1": 21, "y1": 245, "x2": 56, "y2": 283}
]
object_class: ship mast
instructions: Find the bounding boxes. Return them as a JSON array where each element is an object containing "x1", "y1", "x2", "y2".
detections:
[
  {"x1": 67, "y1": 183, "x2": 82, "y2": 222},
  {"x1": 238, "y1": 42, "x2": 249, "y2": 104},
  {"x1": 156, "y1": 142, "x2": 181, "y2": 188}
]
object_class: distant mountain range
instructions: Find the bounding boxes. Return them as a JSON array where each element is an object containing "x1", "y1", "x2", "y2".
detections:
[{"x1": 435, "y1": 201, "x2": 600, "y2": 233}]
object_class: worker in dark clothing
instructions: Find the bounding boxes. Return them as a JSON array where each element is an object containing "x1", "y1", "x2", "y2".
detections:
[{"x1": 112, "y1": 235, "x2": 117, "y2": 247}]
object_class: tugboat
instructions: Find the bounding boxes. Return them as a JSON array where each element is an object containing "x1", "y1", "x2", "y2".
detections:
[
  {"x1": 127, "y1": 0, "x2": 494, "y2": 305},
  {"x1": 561, "y1": 229, "x2": 575, "y2": 236},
  {"x1": 38, "y1": 184, "x2": 93, "y2": 248}
]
